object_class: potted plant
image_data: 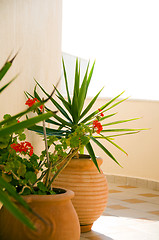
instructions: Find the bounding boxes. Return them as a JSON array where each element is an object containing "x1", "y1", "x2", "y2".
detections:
[
  {"x1": 0, "y1": 54, "x2": 58, "y2": 231},
  {"x1": 26, "y1": 58, "x2": 145, "y2": 232},
  {"x1": 0, "y1": 106, "x2": 83, "y2": 239},
  {"x1": 0, "y1": 57, "x2": 81, "y2": 239}
]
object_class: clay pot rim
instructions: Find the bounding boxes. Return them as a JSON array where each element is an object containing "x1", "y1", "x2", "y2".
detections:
[
  {"x1": 22, "y1": 188, "x2": 74, "y2": 203},
  {"x1": 73, "y1": 154, "x2": 101, "y2": 160}
]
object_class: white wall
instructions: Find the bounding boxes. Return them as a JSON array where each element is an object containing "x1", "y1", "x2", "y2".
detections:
[
  {"x1": 0, "y1": 0, "x2": 62, "y2": 149},
  {"x1": 0, "y1": 0, "x2": 62, "y2": 115},
  {"x1": 85, "y1": 98, "x2": 159, "y2": 182}
]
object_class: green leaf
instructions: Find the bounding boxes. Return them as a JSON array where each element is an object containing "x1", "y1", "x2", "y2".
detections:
[
  {"x1": 24, "y1": 91, "x2": 34, "y2": 100},
  {"x1": 71, "y1": 59, "x2": 80, "y2": 123},
  {"x1": 25, "y1": 171, "x2": 37, "y2": 184},
  {"x1": 49, "y1": 97, "x2": 72, "y2": 122},
  {"x1": 55, "y1": 87, "x2": 71, "y2": 113},
  {"x1": 0, "y1": 177, "x2": 31, "y2": 211},
  {"x1": 45, "y1": 118, "x2": 63, "y2": 127},
  {"x1": 28, "y1": 125, "x2": 70, "y2": 137},
  {"x1": 99, "y1": 134, "x2": 128, "y2": 155},
  {"x1": 94, "y1": 131, "x2": 140, "y2": 138},
  {"x1": 0, "y1": 188, "x2": 35, "y2": 230},
  {"x1": 85, "y1": 142, "x2": 100, "y2": 172},
  {"x1": 2, "y1": 172, "x2": 12, "y2": 182},
  {"x1": 0, "y1": 112, "x2": 53, "y2": 137},
  {"x1": 74, "y1": 58, "x2": 80, "y2": 97},
  {"x1": 98, "y1": 113, "x2": 117, "y2": 122},
  {"x1": 90, "y1": 137, "x2": 122, "y2": 167},
  {"x1": 0, "y1": 100, "x2": 47, "y2": 126},
  {"x1": 34, "y1": 80, "x2": 72, "y2": 122},
  {"x1": 49, "y1": 113, "x2": 72, "y2": 127},
  {"x1": 103, "y1": 98, "x2": 129, "y2": 114},
  {"x1": 101, "y1": 128, "x2": 144, "y2": 133},
  {"x1": 0, "y1": 75, "x2": 18, "y2": 93},
  {"x1": 0, "y1": 135, "x2": 10, "y2": 149},
  {"x1": 17, "y1": 163, "x2": 26, "y2": 177},
  {"x1": 0, "y1": 176, "x2": 35, "y2": 229},
  {"x1": 37, "y1": 182, "x2": 47, "y2": 192},
  {"x1": 18, "y1": 133, "x2": 26, "y2": 141},
  {"x1": 71, "y1": 93, "x2": 79, "y2": 123},
  {"x1": 86, "y1": 61, "x2": 95, "y2": 93},
  {"x1": 33, "y1": 84, "x2": 41, "y2": 101},
  {"x1": 0, "y1": 54, "x2": 16, "y2": 81},
  {"x1": 102, "y1": 118, "x2": 140, "y2": 127},
  {"x1": 82, "y1": 91, "x2": 125, "y2": 123},
  {"x1": 78, "y1": 62, "x2": 89, "y2": 116},
  {"x1": 100, "y1": 91, "x2": 126, "y2": 111},
  {"x1": 80, "y1": 87, "x2": 104, "y2": 122},
  {"x1": 33, "y1": 79, "x2": 56, "y2": 104},
  {"x1": 62, "y1": 58, "x2": 71, "y2": 104}
]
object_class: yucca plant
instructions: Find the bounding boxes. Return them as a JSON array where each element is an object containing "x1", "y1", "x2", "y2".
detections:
[{"x1": 27, "y1": 58, "x2": 144, "y2": 171}]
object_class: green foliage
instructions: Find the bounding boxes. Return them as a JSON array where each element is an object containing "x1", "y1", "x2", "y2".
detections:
[
  {"x1": 28, "y1": 58, "x2": 145, "y2": 169},
  {"x1": 0, "y1": 112, "x2": 90, "y2": 196},
  {"x1": 0, "y1": 54, "x2": 54, "y2": 230}
]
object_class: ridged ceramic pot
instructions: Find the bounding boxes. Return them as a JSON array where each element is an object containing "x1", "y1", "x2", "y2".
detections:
[
  {"x1": 0, "y1": 188, "x2": 80, "y2": 240},
  {"x1": 53, "y1": 155, "x2": 109, "y2": 233}
]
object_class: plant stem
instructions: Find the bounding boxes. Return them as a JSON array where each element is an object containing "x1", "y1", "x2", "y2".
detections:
[
  {"x1": 41, "y1": 98, "x2": 51, "y2": 188},
  {"x1": 47, "y1": 148, "x2": 79, "y2": 189}
]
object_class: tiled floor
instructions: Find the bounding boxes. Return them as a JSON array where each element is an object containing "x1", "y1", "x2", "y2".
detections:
[{"x1": 80, "y1": 183, "x2": 159, "y2": 240}]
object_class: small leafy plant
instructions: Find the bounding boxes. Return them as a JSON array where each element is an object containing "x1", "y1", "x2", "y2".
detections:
[{"x1": 0, "y1": 111, "x2": 91, "y2": 195}]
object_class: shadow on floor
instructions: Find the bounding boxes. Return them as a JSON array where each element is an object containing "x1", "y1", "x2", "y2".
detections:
[{"x1": 81, "y1": 230, "x2": 114, "y2": 240}]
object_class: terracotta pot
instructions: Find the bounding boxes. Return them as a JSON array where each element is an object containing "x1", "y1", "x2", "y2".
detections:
[
  {"x1": 0, "y1": 188, "x2": 80, "y2": 240},
  {"x1": 53, "y1": 155, "x2": 109, "y2": 233}
]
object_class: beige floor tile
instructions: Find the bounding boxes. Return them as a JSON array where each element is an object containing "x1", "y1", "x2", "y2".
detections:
[
  {"x1": 122, "y1": 198, "x2": 146, "y2": 203},
  {"x1": 143, "y1": 197, "x2": 159, "y2": 205},
  {"x1": 108, "y1": 189, "x2": 122, "y2": 193},
  {"x1": 122, "y1": 202, "x2": 159, "y2": 212},
  {"x1": 107, "y1": 194, "x2": 133, "y2": 200},
  {"x1": 148, "y1": 211, "x2": 159, "y2": 216},
  {"x1": 108, "y1": 204, "x2": 129, "y2": 210},
  {"x1": 117, "y1": 185, "x2": 137, "y2": 189},
  {"x1": 139, "y1": 193, "x2": 159, "y2": 197},
  {"x1": 86, "y1": 235, "x2": 108, "y2": 240}
]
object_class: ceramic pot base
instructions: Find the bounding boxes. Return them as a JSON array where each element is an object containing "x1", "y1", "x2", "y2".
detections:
[
  {"x1": 81, "y1": 224, "x2": 93, "y2": 233},
  {"x1": 54, "y1": 155, "x2": 108, "y2": 232}
]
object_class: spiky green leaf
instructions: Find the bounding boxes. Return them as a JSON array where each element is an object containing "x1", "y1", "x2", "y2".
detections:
[
  {"x1": 90, "y1": 137, "x2": 122, "y2": 166},
  {"x1": 28, "y1": 125, "x2": 70, "y2": 137},
  {"x1": 62, "y1": 58, "x2": 71, "y2": 103},
  {"x1": 80, "y1": 87, "x2": 104, "y2": 121},
  {"x1": 0, "y1": 112, "x2": 53, "y2": 136},
  {"x1": 85, "y1": 142, "x2": 100, "y2": 172},
  {"x1": 0, "y1": 54, "x2": 16, "y2": 81},
  {"x1": 102, "y1": 118, "x2": 140, "y2": 127},
  {"x1": 78, "y1": 62, "x2": 89, "y2": 115},
  {"x1": 0, "y1": 75, "x2": 18, "y2": 93},
  {"x1": 0, "y1": 177, "x2": 35, "y2": 230}
]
